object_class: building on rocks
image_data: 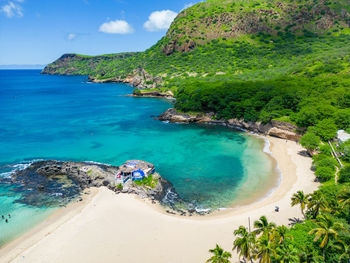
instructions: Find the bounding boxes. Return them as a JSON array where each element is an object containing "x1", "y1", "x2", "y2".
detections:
[{"x1": 116, "y1": 160, "x2": 154, "y2": 184}]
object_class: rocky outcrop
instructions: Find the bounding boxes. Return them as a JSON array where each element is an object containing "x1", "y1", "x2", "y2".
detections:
[
  {"x1": 158, "y1": 108, "x2": 302, "y2": 141},
  {"x1": 88, "y1": 68, "x2": 164, "y2": 90},
  {"x1": 9, "y1": 160, "x2": 178, "y2": 207},
  {"x1": 162, "y1": 0, "x2": 349, "y2": 55},
  {"x1": 127, "y1": 90, "x2": 174, "y2": 99}
]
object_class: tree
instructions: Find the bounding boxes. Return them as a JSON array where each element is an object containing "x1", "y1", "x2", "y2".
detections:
[
  {"x1": 273, "y1": 225, "x2": 291, "y2": 245},
  {"x1": 291, "y1": 190, "x2": 309, "y2": 217},
  {"x1": 207, "y1": 244, "x2": 232, "y2": 263},
  {"x1": 338, "y1": 188, "x2": 350, "y2": 224},
  {"x1": 338, "y1": 166, "x2": 350, "y2": 184},
  {"x1": 334, "y1": 241, "x2": 350, "y2": 263},
  {"x1": 254, "y1": 234, "x2": 276, "y2": 263},
  {"x1": 233, "y1": 226, "x2": 255, "y2": 262},
  {"x1": 313, "y1": 119, "x2": 338, "y2": 141},
  {"x1": 300, "y1": 132, "x2": 320, "y2": 156},
  {"x1": 294, "y1": 106, "x2": 320, "y2": 127},
  {"x1": 308, "y1": 214, "x2": 344, "y2": 258},
  {"x1": 315, "y1": 166, "x2": 334, "y2": 182},
  {"x1": 276, "y1": 244, "x2": 299, "y2": 263},
  {"x1": 254, "y1": 216, "x2": 276, "y2": 239},
  {"x1": 307, "y1": 191, "x2": 329, "y2": 219}
]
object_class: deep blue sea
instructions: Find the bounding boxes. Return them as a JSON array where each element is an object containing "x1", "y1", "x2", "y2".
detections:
[{"x1": 0, "y1": 70, "x2": 275, "y2": 245}]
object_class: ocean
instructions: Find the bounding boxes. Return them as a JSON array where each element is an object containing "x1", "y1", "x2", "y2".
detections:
[{"x1": 0, "y1": 70, "x2": 276, "y2": 245}]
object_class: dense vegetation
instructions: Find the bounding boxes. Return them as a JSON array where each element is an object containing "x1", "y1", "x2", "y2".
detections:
[
  {"x1": 208, "y1": 124, "x2": 350, "y2": 262},
  {"x1": 209, "y1": 155, "x2": 350, "y2": 263},
  {"x1": 43, "y1": 0, "x2": 350, "y2": 135},
  {"x1": 43, "y1": 0, "x2": 350, "y2": 261},
  {"x1": 173, "y1": 72, "x2": 350, "y2": 128}
]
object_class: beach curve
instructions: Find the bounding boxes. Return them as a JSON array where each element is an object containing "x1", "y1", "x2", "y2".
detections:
[{"x1": 0, "y1": 136, "x2": 319, "y2": 263}]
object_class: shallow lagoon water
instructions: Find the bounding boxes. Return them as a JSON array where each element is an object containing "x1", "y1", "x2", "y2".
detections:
[{"x1": 0, "y1": 70, "x2": 275, "y2": 245}]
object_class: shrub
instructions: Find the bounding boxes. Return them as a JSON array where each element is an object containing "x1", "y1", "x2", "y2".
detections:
[
  {"x1": 300, "y1": 132, "x2": 321, "y2": 154},
  {"x1": 314, "y1": 158, "x2": 337, "y2": 172},
  {"x1": 338, "y1": 166, "x2": 350, "y2": 183},
  {"x1": 315, "y1": 166, "x2": 334, "y2": 182},
  {"x1": 319, "y1": 145, "x2": 333, "y2": 156},
  {"x1": 313, "y1": 119, "x2": 338, "y2": 141}
]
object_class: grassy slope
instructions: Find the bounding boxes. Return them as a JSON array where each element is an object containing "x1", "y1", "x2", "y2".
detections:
[{"x1": 42, "y1": 0, "x2": 350, "y2": 81}]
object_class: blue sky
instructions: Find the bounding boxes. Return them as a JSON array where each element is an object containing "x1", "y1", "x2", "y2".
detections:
[{"x1": 0, "y1": 0, "x2": 200, "y2": 65}]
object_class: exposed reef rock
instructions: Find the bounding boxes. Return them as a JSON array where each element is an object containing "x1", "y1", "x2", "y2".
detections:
[
  {"x1": 8, "y1": 160, "x2": 178, "y2": 208},
  {"x1": 158, "y1": 108, "x2": 302, "y2": 141},
  {"x1": 127, "y1": 90, "x2": 174, "y2": 99}
]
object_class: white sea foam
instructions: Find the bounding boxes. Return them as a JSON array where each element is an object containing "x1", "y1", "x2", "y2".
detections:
[
  {"x1": 0, "y1": 159, "x2": 43, "y2": 179},
  {"x1": 85, "y1": 161, "x2": 112, "y2": 166},
  {"x1": 262, "y1": 137, "x2": 272, "y2": 156},
  {"x1": 51, "y1": 193, "x2": 63, "y2": 196},
  {"x1": 195, "y1": 207, "x2": 211, "y2": 213},
  {"x1": 11, "y1": 163, "x2": 31, "y2": 170},
  {"x1": 0, "y1": 172, "x2": 12, "y2": 178},
  {"x1": 217, "y1": 207, "x2": 232, "y2": 211}
]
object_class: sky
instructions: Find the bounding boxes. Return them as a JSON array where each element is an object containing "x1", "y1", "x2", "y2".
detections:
[{"x1": 0, "y1": 0, "x2": 201, "y2": 66}]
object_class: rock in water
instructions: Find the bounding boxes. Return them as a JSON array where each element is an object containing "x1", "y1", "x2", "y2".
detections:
[{"x1": 8, "y1": 160, "x2": 180, "y2": 208}]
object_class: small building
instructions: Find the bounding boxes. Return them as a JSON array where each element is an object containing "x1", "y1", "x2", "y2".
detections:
[
  {"x1": 337, "y1": 130, "x2": 350, "y2": 144},
  {"x1": 116, "y1": 160, "x2": 155, "y2": 183}
]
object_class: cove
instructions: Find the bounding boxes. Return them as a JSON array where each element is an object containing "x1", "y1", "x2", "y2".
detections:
[{"x1": 0, "y1": 70, "x2": 276, "y2": 244}]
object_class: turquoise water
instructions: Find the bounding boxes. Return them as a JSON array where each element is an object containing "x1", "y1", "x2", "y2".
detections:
[{"x1": 0, "y1": 70, "x2": 274, "y2": 245}]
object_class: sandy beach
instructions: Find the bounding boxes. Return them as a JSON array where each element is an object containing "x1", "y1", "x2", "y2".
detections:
[{"x1": 0, "y1": 137, "x2": 319, "y2": 263}]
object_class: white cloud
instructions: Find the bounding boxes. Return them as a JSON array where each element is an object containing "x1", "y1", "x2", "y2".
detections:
[
  {"x1": 99, "y1": 20, "x2": 134, "y2": 34},
  {"x1": 182, "y1": 1, "x2": 204, "y2": 11},
  {"x1": 184, "y1": 3, "x2": 194, "y2": 9},
  {"x1": 67, "y1": 33, "x2": 76, "y2": 41},
  {"x1": 1, "y1": 1, "x2": 23, "y2": 18},
  {"x1": 143, "y1": 10, "x2": 178, "y2": 32}
]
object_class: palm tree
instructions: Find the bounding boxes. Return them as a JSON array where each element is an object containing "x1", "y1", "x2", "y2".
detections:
[
  {"x1": 207, "y1": 244, "x2": 232, "y2": 263},
  {"x1": 254, "y1": 234, "x2": 277, "y2": 263},
  {"x1": 233, "y1": 226, "x2": 255, "y2": 262},
  {"x1": 308, "y1": 214, "x2": 344, "y2": 258},
  {"x1": 299, "y1": 244, "x2": 324, "y2": 263},
  {"x1": 276, "y1": 244, "x2": 299, "y2": 263},
  {"x1": 291, "y1": 190, "x2": 309, "y2": 217},
  {"x1": 273, "y1": 225, "x2": 290, "y2": 245},
  {"x1": 338, "y1": 188, "x2": 350, "y2": 224},
  {"x1": 307, "y1": 191, "x2": 329, "y2": 219},
  {"x1": 334, "y1": 241, "x2": 350, "y2": 262},
  {"x1": 253, "y1": 216, "x2": 276, "y2": 239}
]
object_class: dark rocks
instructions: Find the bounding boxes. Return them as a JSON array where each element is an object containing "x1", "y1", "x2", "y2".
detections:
[
  {"x1": 102, "y1": 180, "x2": 110, "y2": 186},
  {"x1": 158, "y1": 108, "x2": 302, "y2": 141},
  {"x1": 8, "y1": 160, "x2": 179, "y2": 209},
  {"x1": 6, "y1": 160, "x2": 212, "y2": 215}
]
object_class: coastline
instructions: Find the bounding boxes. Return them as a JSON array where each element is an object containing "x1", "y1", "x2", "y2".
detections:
[{"x1": 0, "y1": 136, "x2": 319, "y2": 263}]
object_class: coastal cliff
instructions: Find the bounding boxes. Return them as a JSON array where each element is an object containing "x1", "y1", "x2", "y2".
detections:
[
  {"x1": 158, "y1": 108, "x2": 302, "y2": 141},
  {"x1": 41, "y1": 0, "x2": 349, "y2": 85},
  {"x1": 87, "y1": 68, "x2": 164, "y2": 90}
]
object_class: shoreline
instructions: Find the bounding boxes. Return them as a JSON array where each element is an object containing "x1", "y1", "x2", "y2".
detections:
[
  {"x1": 0, "y1": 188, "x2": 99, "y2": 262},
  {"x1": 0, "y1": 136, "x2": 319, "y2": 263},
  {"x1": 208, "y1": 133, "x2": 281, "y2": 212}
]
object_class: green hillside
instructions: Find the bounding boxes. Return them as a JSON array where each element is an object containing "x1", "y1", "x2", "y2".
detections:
[
  {"x1": 43, "y1": 0, "x2": 350, "y2": 79},
  {"x1": 42, "y1": 1, "x2": 350, "y2": 261},
  {"x1": 42, "y1": 0, "x2": 350, "y2": 132},
  {"x1": 42, "y1": 0, "x2": 350, "y2": 130}
]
